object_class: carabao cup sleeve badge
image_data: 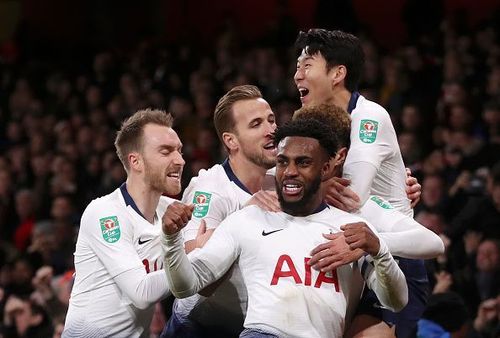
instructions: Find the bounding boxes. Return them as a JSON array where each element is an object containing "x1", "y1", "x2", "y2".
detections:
[
  {"x1": 359, "y1": 119, "x2": 379, "y2": 144},
  {"x1": 192, "y1": 191, "x2": 212, "y2": 218},
  {"x1": 100, "y1": 216, "x2": 121, "y2": 243}
]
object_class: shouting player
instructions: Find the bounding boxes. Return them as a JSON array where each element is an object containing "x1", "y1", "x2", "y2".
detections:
[
  {"x1": 162, "y1": 118, "x2": 408, "y2": 338},
  {"x1": 294, "y1": 29, "x2": 427, "y2": 337},
  {"x1": 63, "y1": 109, "x2": 191, "y2": 337}
]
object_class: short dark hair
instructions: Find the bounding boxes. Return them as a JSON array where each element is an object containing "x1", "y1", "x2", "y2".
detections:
[
  {"x1": 115, "y1": 108, "x2": 173, "y2": 171},
  {"x1": 295, "y1": 29, "x2": 364, "y2": 92},
  {"x1": 292, "y1": 104, "x2": 351, "y2": 149},
  {"x1": 274, "y1": 118, "x2": 338, "y2": 157},
  {"x1": 213, "y1": 85, "x2": 263, "y2": 149}
]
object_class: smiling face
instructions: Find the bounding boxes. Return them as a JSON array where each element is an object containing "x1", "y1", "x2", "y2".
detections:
[
  {"x1": 294, "y1": 49, "x2": 338, "y2": 107},
  {"x1": 275, "y1": 136, "x2": 329, "y2": 216},
  {"x1": 140, "y1": 123, "x2": 185, "y2": 195},
  {"x1": 229, "y1": 98, "x2": 277, "y2": 169}
]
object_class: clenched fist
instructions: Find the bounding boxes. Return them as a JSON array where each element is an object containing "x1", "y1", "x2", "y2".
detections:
[{"x1": 162, "y1": 202, "x2": 194, "y2": 235}]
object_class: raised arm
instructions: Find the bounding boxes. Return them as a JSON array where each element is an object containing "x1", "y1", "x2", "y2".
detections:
[{"x1": 162, "y1": 204, "x2": 240, "y2": 298}]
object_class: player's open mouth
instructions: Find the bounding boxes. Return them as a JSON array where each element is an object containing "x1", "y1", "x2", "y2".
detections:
[
  {"x1": 298, "y1": 87, "x2": 309, "y2": 98},
  {"x1": 167, "y1": 172, "x2": 181, "y2": 180},
  {"x1": 264, "y1": 141, "x2": 276, "y2": 150},
  {"x1": 282, "y1": 181, "x2": 303, "y2": 196}
]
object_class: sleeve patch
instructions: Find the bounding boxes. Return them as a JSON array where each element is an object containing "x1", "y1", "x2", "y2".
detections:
[
  {"x1": 359, "y1": 119, "x2": 378, "y2": 143},
  {"x1": 192, "y1": 191, "x2": 212, "y2": 218},
  {"x1": 370, "y1": 196, "x2": 394, "y2": 209},
  {"x1": 100, "y1": 216, "x2": 121, "y2": 243}
]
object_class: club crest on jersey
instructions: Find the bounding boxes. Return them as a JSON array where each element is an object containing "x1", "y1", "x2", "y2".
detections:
[
  {"x1": 192, "y1": 191, "x2": 212, "y2": 218},
  {"x1": 99, "y1": 216, "x2": 121, "y2": 243},
  {"x1": 359, "y1": 119, "x2": 378, "y2": 143},
  {"x1": 370, "y1": 196, "x2": 393, "y2": 209}
]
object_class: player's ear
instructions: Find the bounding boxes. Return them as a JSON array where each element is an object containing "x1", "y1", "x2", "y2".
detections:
[
  {"x1": 328, "y1": 147, "x2": 347, "y2": 177},
  {"x1": 331, "y1": 65, "x2": 346, "y2": 87},
  {"x1": 222, "y1": 132, "x2": 238, "y2": 151},
  {"x1": 128, "y1": 152, "x2": 142, "y2": 172},
  {"x1": 334, "y1": 147, "x2": 348, "y2": 167},
  {"x1": 321, "y1": 158, "x2": 331, "y2": 182}
]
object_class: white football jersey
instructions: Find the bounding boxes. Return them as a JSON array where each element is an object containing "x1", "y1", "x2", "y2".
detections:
[
  {"x1": 175, "y1": 160, "x2": 252, "y2": 332},
  {"x1": 344, "y1": 94, "x2": 412, "y2": 216},
  {"x1": 63, "y1": 185, "x2": 174, "y2": 338},
  {"x1": 166, "y1": 205, "x2": 407, "y2": 338}
]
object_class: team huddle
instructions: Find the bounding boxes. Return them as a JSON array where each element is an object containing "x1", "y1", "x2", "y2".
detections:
[{"x1": 62, "y1": 29, "x2": 444, "y2": 338}]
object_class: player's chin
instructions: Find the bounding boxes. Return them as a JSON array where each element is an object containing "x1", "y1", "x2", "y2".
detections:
[{"x1": 164, "y1": 179, "x2": 182, "y2": 195}]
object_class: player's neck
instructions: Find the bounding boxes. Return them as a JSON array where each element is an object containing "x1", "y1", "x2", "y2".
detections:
[
  {"x1": 228, "y1": 155, "x2": 268, "y2": 194},
  {"x1": 283, "y1": 195, "x2": 324, "y2": 217},
  {"x1": 327, "y1": 87, "x2": 351, "y2": 112},
  {"x1": 125, "y1": 176, "x2": 161, "y2": 224}
]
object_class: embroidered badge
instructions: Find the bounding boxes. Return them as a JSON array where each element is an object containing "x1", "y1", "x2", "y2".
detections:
[
  {"x1": 100, "y1": 216, "x2": 121, "y2": 243},
  {"x1": 359, "y1": 119, "x2": 378, "y2": 143},
  {"x1": 192, "y1": 191, "x2": 212, "y2": 218},
  {"x1": 370, "y1": 196, "x2": 394, "y2": 209}
]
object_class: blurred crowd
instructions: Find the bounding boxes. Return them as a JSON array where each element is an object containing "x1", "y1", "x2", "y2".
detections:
[{"x1": 0, "y1": 9, "x2": 499, "y2": 338}]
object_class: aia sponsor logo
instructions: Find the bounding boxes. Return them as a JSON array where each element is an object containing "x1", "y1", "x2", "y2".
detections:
[{"x1": 270, "y1": 254, "x2": 340, "y2": 291}]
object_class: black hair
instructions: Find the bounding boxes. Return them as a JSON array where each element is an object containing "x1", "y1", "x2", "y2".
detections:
[
  {"x1": 295, "y1": 28, "x2": 364, "y2": 92},
  {"x1": 273, "y1": 118, "x2": 338, "y2": 157}
]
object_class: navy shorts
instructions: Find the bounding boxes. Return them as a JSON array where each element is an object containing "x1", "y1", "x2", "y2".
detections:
[
  {"x1": 160, "y1": 310, "x2": 240, "y2": 338},
  {"x1": 356, "y1": 257, "x2": 429, "y2": 338}
]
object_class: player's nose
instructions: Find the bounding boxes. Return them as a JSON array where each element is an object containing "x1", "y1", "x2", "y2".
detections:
[{"x1": 173, "y1": 150, "x2": 185, "y2": 166}]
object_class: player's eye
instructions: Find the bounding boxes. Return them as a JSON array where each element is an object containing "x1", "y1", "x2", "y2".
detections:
[
  {"x1": 250, "y1": 121, "x2": 261, "y2": 128},
  {"x1": 297, "y1": 159, "x2": 312, "y2": 167},
  {"x1": 277, "y1": 158, "x2": 287, "y2": 166}
]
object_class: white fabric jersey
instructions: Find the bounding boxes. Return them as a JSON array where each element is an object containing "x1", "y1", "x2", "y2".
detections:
[
  {"x1": 176, "y1": 162, "x2": 252, "y2": 332},
  {"x1": 63, "y1": 186, "x2": 173, "y2": 338},
  {"x1": 163, "y1": 205, "x2": 408, "y2": 338},
  {"x1": 357, "y1": 195, "x2": 444, "y2": 259},
  {"x1": 344, "y1": 94, "x2": 412, "y2": 217},
  {"x1": 181, "y1": 163, "x2": 251, "y2": 240}
]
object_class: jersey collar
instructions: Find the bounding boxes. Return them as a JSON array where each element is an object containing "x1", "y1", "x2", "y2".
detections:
[
  {"x1": 119, "y1": 182, "x2": 148, "y2": 220},
  {"x1": 222, "y1": 159, "x2": 251, "y2": 194},
  {"x1": 347, "y1": 91, "x2": 360, "y2": 114},
  {"x1": 313, "y1": 201, "x2": 329, "y2": 213}
]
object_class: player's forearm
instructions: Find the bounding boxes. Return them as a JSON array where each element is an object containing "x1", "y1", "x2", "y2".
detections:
[
  {"x1": 114, "y1": 268, "x2": 170, "y2": 310},
  {"x1": 378, "y1": 218, "x2": 445, "y2": 259},
  {"x1": 366, "y1": 240, "x2": 408, "y2": 312},
  {"x1": 162, "y1": 232, "x2": 215, "y2": 298}
]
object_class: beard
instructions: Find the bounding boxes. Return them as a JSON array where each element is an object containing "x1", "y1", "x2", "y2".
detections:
[
  {"x1": 276, "y1": 175, "x2": 322, "y2": 216},
  {"x1": 241, "y1": 146, "x2": 276, "y2": 170},
  {"x1": 144, "y1": 159, "x2": 181, "y2": 196}
]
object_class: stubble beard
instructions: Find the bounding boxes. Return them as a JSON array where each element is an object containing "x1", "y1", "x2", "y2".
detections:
[
  {"x1": 242, "y1": 147, "x2": 276, "y2": 170},
  {"x1": 144, "y1": 160, "x2": 180, "y2": 196}
]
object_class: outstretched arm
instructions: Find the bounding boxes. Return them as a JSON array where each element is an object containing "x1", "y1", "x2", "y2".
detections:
[{"x1": 162, "y1": 204, "x2": 240, "y2": 298}]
